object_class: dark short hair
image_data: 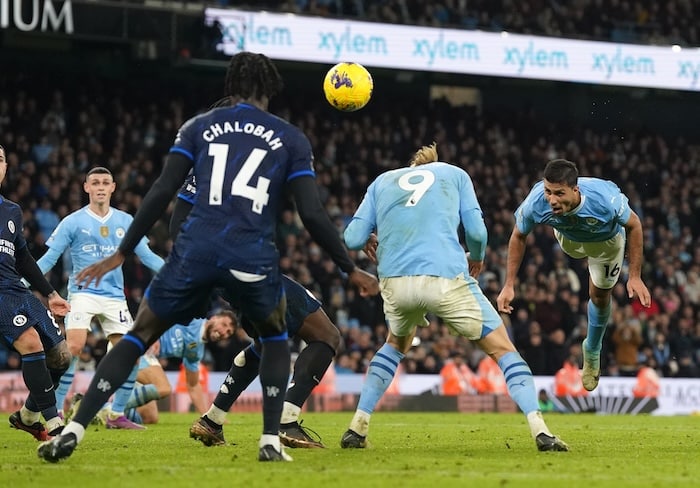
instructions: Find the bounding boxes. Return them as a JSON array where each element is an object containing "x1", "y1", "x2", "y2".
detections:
[
  {"x1": 211, "y1": 308, "x2": 238, "y2": 327},
  {"x1": 544, "y1": 159, "x2": 578, "y2": 187},
  {"x1": 224, "y1": 52, "x2": 283, "y2": 101},
  {"x1": 86, "y1": 166, "x2": 112, "y2": 180}
]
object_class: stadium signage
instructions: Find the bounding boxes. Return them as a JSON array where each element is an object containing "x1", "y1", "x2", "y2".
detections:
[
  {"x1": 205, "y1": 7, "x2": 700, "y2": 92},
  {"x1": 0, "y1": 0, "x2": 73, "y2": 34}
]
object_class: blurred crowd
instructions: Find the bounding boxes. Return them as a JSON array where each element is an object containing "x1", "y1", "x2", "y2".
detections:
[
  {"x1": 215, "y1": 0, "x2": 700, "y2": 46},
  {"x1": 0, "y1": 64, "x2": 698, "y2": 384}
]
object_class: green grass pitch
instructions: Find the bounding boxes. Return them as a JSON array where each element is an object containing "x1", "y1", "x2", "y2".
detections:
[{"x1": 1, "y1": 412, "x2": 698, "y2": 487}]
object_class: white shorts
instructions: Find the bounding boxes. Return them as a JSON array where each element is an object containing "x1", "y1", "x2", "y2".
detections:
[
  {"x1": 554, "y1": 230, "x2": 626, "y2": 290},
  {"x1": 65, "y1": 293, "x2": 134, "y2": 336},
  {"x1": 380, "y1": 274, "x2": 502, "y2": 341}
]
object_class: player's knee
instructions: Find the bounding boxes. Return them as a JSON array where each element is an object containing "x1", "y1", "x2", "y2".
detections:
[
  {"x1": 131, "y1": 321, "x2": 171, "y2": 348},
  {"x1": 299, "y1": 313, "x2": 341, "y2": 352},
  {"x1": 322, "y1": 327, "x2": 341, "y2": 352},
  {"x1": 158, "y1": 384, "x2": 172, "y2": 398},
  {"x1": 66, "y1": 338, "x2": 85, "y2": 357},
  {"x1": 386, "y1": 333, "x2": 412, "y2": 354},
  {"x1": 46, "y1": 342, "x2": 71, "y2": 371},
  {"x1": 255, "y1": 307, "x2": 287, "y2": 338},
  {"x1": 479, "y1": 329, "x2": 517, "y2": 360},
  {"x1": 13, "y1": 328, "x2": 43, "y2": 355}
]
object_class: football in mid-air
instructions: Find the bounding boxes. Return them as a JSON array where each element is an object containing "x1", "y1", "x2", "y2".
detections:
[{"x1": 323, "y1": 62, "x2": 373, "y2": 112}]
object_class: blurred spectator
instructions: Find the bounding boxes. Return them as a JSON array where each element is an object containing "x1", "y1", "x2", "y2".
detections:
[
  {"x1": 538, "y1": 389, "x2": 556, "y2": 412},
  {"x1": 554, "y1": 355, "x2": 587, "y2": 397},
  {"x1": 522, "y1": 321, "x2": 548, "y2": 375},
  {"x1": 674, "y1": 352, "x2": 700, "y2": 378},
  {"x1": 475, "y1": 357, "x2": 507, "y2": 395},
  {"x1": 5, "y1": 351, "x2": 22, "y2": 370},
  {"x1": 34, "y1": 198, "x2": 60, "y2": 237},
  {"x1": 633, "y1": 358, "x2": 661, "y2": 398},
  {"x1": 334, "y1": 354, "x2": 355, "y2": 374},
  {"x1": 611, "y1": 307, "x2": 644, "y2": 377},
  {"x1": 651, "y1": 332, "x2": 673, "y2": 376},
  {"x1": 440, "y1": 352, "x2": 478, "y2": 395}
]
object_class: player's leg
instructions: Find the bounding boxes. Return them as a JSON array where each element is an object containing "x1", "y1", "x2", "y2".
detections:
[
  {"x1": 133, "y1": 399, "x2": 159, "y2": 424},
  {"x1": 341, "y1": 327, "x2": 415, "y2": 449},
  {"x1": 124, "y1": 360, "x2": 166, "y2": 427},
  {"x1": 451, "y1": 276, "x2": 568, "y2": 452},
  {"x1": 224, "y1": 269, "x2": 292, "y2": 462},
  {"x1": 475, "y1": 325, "x2": 566, "y2": 451},
  {"x1": 279, "y1": 307, "x2": 339, "y2": 448},
  {"x1": 38, "y1": 246, "x2": 210, "y2": 462},
  {"x1": 7, "y1": 293, "x2": 68, "y2": 440},
  {"x1": 191, "y1": 342, "x2": 261, "y2": 447},
  {"x1": 581, "y1": 234, "x2": 624, "y2": 391},
  {"x1": 55, "y1": 293, "x2": 99, "y2": 416},
  {"x1": 38, "y1": 298, "x2": 175, "y2": 462},
  {"x1": 43, "y1": 341, "x2": 71, "y2": 420},
  {"x1": 56, "y1": 330, "x2": 87, "y2": 416},
  {"x1": 342, "y1": 276, "x2": 421, "y2": 449},
  {"x1": 27, "y1": 317, "x2": 71, "y2": 435},
  {"x1": 99, "y1": 299, "x2": 145, "y2": 429},
  {"x1": 9, "y1": 325, "x2": 57, "y2": 441},
  {"x1": 127, "y1": 357, "x2": 171, "y2": 411}
]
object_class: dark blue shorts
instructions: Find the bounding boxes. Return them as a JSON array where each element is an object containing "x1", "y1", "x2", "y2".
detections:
[
  {"x1": 280, "y1": 275, "x2": 321, "y2": 337},
  {"x1": 145, "y1": 248, "x2": 285, "y2": 336},
  {"x1": 0, "y1": 288, "x2": 65, "y2": 351}
]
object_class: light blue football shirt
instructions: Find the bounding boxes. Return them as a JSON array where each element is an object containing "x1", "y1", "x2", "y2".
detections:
[
  {"x1": 515, "y1": 177, "x2": 632, "y2": 242},
  {"x1": 37, "y1": 206, "x2": 164, "y2": 299},
  {"x1": 158, "y1": 319, "x2": 206, "y2": 372},
  {"x1": 344, "y1": 162, "x2": 487, "y2": 279}
]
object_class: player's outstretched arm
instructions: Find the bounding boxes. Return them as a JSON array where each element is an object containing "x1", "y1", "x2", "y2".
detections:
[
  {"x1": 624, "y1": 211, "x2": 651, "y2": 307},
  {"x1": 496, "y1": 227, "x2": 528, "y2": 313},
  {"x1": 75, "y1": 251, "x2": 125, "y2": 288}
]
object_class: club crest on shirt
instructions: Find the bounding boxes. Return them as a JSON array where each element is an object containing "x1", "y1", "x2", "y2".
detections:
[
  {"x1": 116, "y1": 227, "x2": 125, "y2": 238},
  {"x1": 100, "y1": 226, "x2": 109, "y2": 237},
  {"x1": 8, "y1": 220, "x2": 15, "y2": 233},
  {"x1": 13, "y1": 314, "x2": 27, "y2": 327}
]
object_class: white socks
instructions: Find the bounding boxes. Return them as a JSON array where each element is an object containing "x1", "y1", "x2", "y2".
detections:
[
  {"x1": 349, "y1": 410, "x2": 371, "y2": 436},
  {"x1": 280, "y1": 402, "x2": 301, "y2": 424},
  {"x1": 259, "y1": 434, "x2": 280, "y2": 450},
  {"x1": 62, "y1": 422, "x2": 86, "y2": 443},
  {"x1": 46, "y1": 416, "x2": 64, "y2": 433},
  {"x1": 526, "y1": 411, "x2": 552, "y2": 438},
  {"x1": 20, "y1": 406, "x2": 40, "y2": 425},
  {"x1": 204, "y1": 405, "x2": 227, "y2": 425}
]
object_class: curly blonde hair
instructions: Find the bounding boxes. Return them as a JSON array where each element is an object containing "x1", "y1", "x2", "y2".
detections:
[{"x1": 409, "y1": 142, "x2": 438, "y2": 167}]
